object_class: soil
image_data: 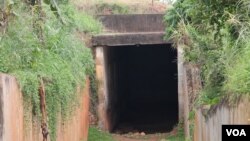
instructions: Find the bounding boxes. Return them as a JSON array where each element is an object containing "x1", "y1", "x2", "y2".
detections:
[{"x1": 112, "y1": 127, "x2": 178, "y2": 141}]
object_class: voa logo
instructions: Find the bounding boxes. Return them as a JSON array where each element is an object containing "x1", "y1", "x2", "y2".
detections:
[{"x1": 226, "y1": 129, "x2": 246, "y2": 136}]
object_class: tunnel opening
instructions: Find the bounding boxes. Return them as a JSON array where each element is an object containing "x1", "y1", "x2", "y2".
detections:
[{"x1": 104, "y1": 44, "x2": 178, "y2": 134}]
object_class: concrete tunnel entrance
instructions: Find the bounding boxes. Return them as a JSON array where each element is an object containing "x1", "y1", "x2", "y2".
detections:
[
  {"x1": 104, "y1": 44, "x2": 178, "y2": 134},
  {"x1": 93, "y1": 14, "x2": 182, "y2": 134}
]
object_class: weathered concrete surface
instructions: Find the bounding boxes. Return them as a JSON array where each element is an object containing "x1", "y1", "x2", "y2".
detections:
[
  {"x1": 56, "y1": 78, "x2": 90, "y2": 141},
  {"x1": 182, "y1": 64, "x2": 202, "y2": 139},
  {"x1": 92, "y1": 32, "x2": 168, "y2": 47},
  {"x1": 93, "y1": 14, "x2": 178, "y2": 132},
  {"x1": 178, "y1": 48, "x2": 185, "y2": 122},
  {"x1": 98, "y1": 14, "x2": 165, "y2": 33},
  {"x1": 95, "y1": 47, "x2": 111, "y2": 131},
  {"x1": 95, "y1": 46, "x2": 121, "y2": 132},
  {"x1": 92, "y1": 14, "x2": 170, "y2": 47},
  {"x1": 0, "y1": 74, "x2": 24, "y2": 141},
  {"x1": 194, "y1": 98, "x2": 250, "y2": 141},
  {"x1": 177, "y1": 46, "x2": 203, "y2": 140},
  {"x1": 0, "y1": 73, "x2": 90, "y2": 141}
]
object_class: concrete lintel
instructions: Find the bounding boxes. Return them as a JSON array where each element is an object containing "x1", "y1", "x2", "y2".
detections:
[{"x1": 92, "y1": 32, "x2": 171, "y2": 47}]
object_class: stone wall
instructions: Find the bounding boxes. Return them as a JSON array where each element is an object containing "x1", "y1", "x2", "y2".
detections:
[{"x1": 0, "y1": 73, "x2": 89, "y2": 141}]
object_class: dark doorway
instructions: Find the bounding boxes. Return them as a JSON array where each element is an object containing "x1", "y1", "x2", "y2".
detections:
[{"x1": 104, "y1": 44, "x2": 178, "y2": 134}]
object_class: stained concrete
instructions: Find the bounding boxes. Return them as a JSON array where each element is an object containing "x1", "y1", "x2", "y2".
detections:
[
  {"x1": 179, "y1": 62, "x2": 202, "y2": 139},
  {"x1": 97, "y1": 14, "x2": 165, "y2": 33},
  {"x1": 95, "y1": 47, "x2": 110, "y2": 130},
  {"x1": 0, "y1": 74, "x2": 23, "y2": 141},
  {"x1": 93, "y1": 14, "x2": 183, "y2": 132},
  {"x1": 92, "y1": 32, "x2": 167, "y2": 47},
  {"x1": 92, "y1": 14, "x2": 171, "y2": 47},
  {"x1": 0, "y1": 76, "x2": 3, "y2": 140},
  {"x1": 194, "y1": 98, "x2": 250, "y2": 141},
  {"x1": 93, "y1": 14, "x2": 250, "y2": 140},
  {"x1": 0, "y1": 74, "x2": 90, "y2": 141}
]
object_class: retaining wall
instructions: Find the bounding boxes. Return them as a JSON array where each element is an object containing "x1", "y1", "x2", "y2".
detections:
[
  {"x1": 180, "y1": 63, "x2": 250, "y2": 141},
  {"x1": 0, "y1": 73, "x2": 89, "y2": 141},
  {"x1": 194, "y1": 98, "x2": 250, "y2": 141},
  {"x1": 0, "y1": 73, "x2": 23, "y2": 141}
]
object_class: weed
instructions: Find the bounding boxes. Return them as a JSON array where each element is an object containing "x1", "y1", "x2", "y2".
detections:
[
  {"x1": 96, "y1": 2, "x2": 130, "y2": 14},
  {"x1": 164, "y1": 0, "x2": 250, "y2": 106},
  {"x1": 88, "y1": 126, "x2": 114, "y2": 141},
  {"x1": 166, "y1": 123, "x2": 185, "y2": 141}
]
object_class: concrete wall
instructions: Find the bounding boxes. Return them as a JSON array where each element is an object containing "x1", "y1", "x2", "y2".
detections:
[
  {"x1": 95, "y1": 47, "x2": 108, "y2": 130},
  {"x1": 93, "y1": 46, "x2": 118, "y2": 131},
  {"x1": 98, "y1": 14, "x2": 165, "y2": 33},
  {"x1": 0, "y1": 73, "x2": 89, "y2": 141},
  {"x1": 182, "y1": 65, "x2": 201, "y2": 139},
  {"x1": 92, "y1": 14, "x2": 169, "y2": 47},
  {"x1": 56, "y1": 79, "x2": 90, "y2": 141},
  {"x1": 95, "y1": 46, "x2": 123, "y2": 132},
  {"x1": 194, "y1": 98, "x2": 250, "y2": 141},
  {"x1": 104, "y1": 47, "x2": 120, "y2": 132},
  {"x1": 178, "y1": 52, "x2": 250, "y2": 141},
  {"x1": 0, "y1": 73, "x2": 24, "y2": 141},
  {"x1": 177, "y1": 48, "x2": 185, "y2": 121},
  {"x1": 93, "y1": 14, "x2": 174, "y2": 132},
  {"x1": 178, "y1": 47, "x2": 203, "y2": 139}
]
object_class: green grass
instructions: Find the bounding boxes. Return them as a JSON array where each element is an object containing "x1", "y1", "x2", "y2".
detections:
[
  {"x1": 164, "y1": 0, "x2": 250, "y2": 106},
  {"x1": 60, "y1": 4, "x2": 102, "y2": 34},
  {"x1": 166, "y1": 135, "x2": 185, "y2": 141},
  {"x1": 88, "y1": 127, "x2": 114, "y2": 141},
  {"x1": 224, "y1": 40, "x2": 250, "y2": 95},
  {"x1": 96, "y1": 2, "x2": 130, "y2": 14},
  {"x1": 165, "y1": 125, "x2": 185, "y2": 141}
]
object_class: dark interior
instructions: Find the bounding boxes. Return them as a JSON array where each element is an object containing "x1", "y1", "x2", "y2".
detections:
[{"x1": 105, "y1": 44, "x2": 178, "y2": 134}]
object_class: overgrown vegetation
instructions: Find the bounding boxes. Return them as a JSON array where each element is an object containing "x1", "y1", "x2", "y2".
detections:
[
  {"x1": 88, "y1": 126, "x2": 114, "y2": 141},
  {"x1": 73, "y1": 0, "x2": 167, "y2": 15},
  {"x1": 164, "y1": 0, "x2": 250, "y2": 106},
  {"x1": 0, "y1": 0, "x2": 101, "y2": 140},
  {"x1": 96, "y1": 2, "x2": 130, "y2": 14}
]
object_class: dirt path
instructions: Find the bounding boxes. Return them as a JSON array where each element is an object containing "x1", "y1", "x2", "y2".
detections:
[
  {"x1": 112, "y1": 125, "x2": 178, "y2": 141},
  {"x1": 113, "y1": 133, "x2": 168, "y2": 141},
  {"x1": 112, "y1": 128, "x2": 179, "y2": 141}
]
